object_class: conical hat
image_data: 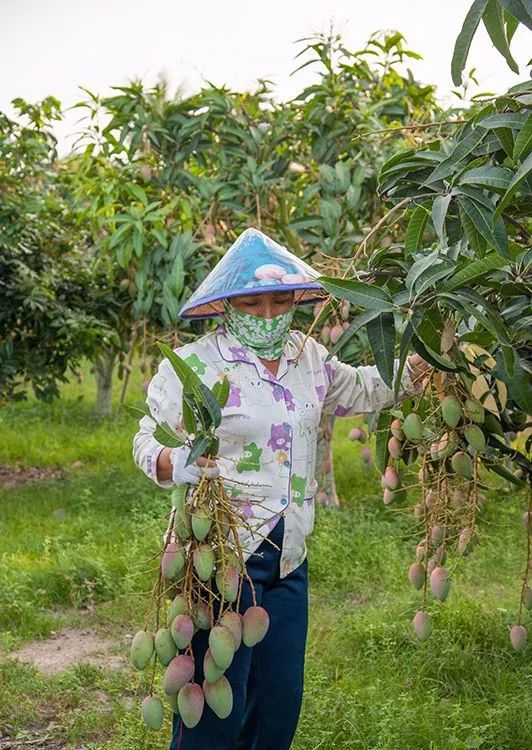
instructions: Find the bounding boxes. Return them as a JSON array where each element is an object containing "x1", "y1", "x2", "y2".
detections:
[{"x1": 179, "y1": 228, "x2": 326, "y2": 319}]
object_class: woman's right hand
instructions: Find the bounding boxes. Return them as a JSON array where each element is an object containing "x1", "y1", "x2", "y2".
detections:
[{"x1": 157, "y1": 445, "x2": 220, "y2": 485}]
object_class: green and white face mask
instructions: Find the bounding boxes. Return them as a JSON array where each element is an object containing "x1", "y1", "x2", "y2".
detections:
[{"x1": 222, "y1": 298, "x2": 295, "y2": 360}]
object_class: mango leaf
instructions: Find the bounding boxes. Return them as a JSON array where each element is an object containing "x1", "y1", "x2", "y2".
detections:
[
  {"x1": 441, "y1": 253, "x2": 507, "y2": 291},
  {"x1": 158, "y1": 342, "x2": 202, "y2": 390},
  {"x1": 494, "y1": 127, "x2": 515, "y2": 157},
  {"x1": 366, "y1": 313, "x2": 396, "y2": 388},
  {"x1": 494, "y1": 152, "x2": 532, "y2": 219},
  {"x1": 375, "y1": 410, "x2": 393, "y2": 474},
  {"x1": 410, "y1": 331, "x2": 459, "y2": 372},
  {"x1": 459, "y1": 165, "x2": 512, "y2": 191},
  {"x1": 185, "y1": 433, "x2": 212, "y2": 467},
  {"x1": 414, "y1": 262, "x2": 454, "y2": 296},
  {"x1": 432, "y1": 194, "x2": 453, "y2": 240},
  {"x1": 457, "y1": 195, "x2": 508, "y2": 253},
  {"x1": 318, "y1": 277, "x2": 396, "y2": 311},
  {"x1": 405, "y1": 249, "x2": 441, "y2": 293},
  {"x1": 182, "y1": 396, "x2": 197, "y2": 434},
  {"x1": 424, "y1": 128, "x2": 487, "y2": 184},
  {"x1": 451, "y1": 0, "x2": 490, "y2": 85},
  {"x1": 327, "y1": 309, "x2": 379, "y2": 359},
  {"x1": 459, "y1": 203, "x2": 487, "y2": 254},
  {"x1": 495, "y1": 349, "x2": 532, "y2": 413},
  {"x1": 513, "y1": 113, "x2": 532, "y2": 161},
  {"x1": 484, "y1": 458, "x2": 525, "y2": 485},
  {"x1": 154, "y1": 422, "x2": 185, "y2": 448},
  {"x1": 498, "y1": 0, "x2": 532, "y2": 29},
  {"x1": 191, "y1": 382, "x2": 221, "y2": 428},
  {"x1": 404, "y1": 202, "x2": 430, "y2": 255},
  {"x1": 394, "y1": 321, "x2": 414, "y2": 398},
  {"x1": 482, "y1": 0, "x2": 519, "y2": 74},
  {"x1": 411, "y1": 308, "x2": 445, "y2": 353},
  {"x1": 213, "y1": 377, "x2": 230, "y2": 408},
  {"x1": 123, "y1": 400, "x2": 151, "y2": 420},
  {"x1": 479, "y1": 112, "x2": 527, "y2": 130}
]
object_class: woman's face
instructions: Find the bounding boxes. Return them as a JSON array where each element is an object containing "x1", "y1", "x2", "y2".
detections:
[{"x1": 228, "y1": 290, "x2": 295, "y2": 319}]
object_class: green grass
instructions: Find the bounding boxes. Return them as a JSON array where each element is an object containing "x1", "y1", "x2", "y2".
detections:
[{"x1": 0, "y1": 361, "x2": 530, "y2": 749}]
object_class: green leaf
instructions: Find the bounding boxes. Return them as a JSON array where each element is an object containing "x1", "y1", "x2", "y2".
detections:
[
  {"x1": 158, "y1": 342, "x2": 201, "y2": 390},
  {"x1": 484, "y1": 459, "x2": 524, "y2": 485},
  {"x1": 123, "y1": 400, "x2": 152, "y2": 420},
  {"x1": 441, "y1": 253, "x2": 506, "y2": 291},
  {"x1": 128, "y1": 183, "x2": 148, "y2": 206},
  {"x1": 479, "y1": 112, "x2": 527, "y2": 130},
  {"x1": 410, "y1": 332, "x2": 459, "y2": 372},
  {"x1": 482, "y1": 0, "x2": 519, "y2": 74},
  {"x1": 185, "y1": 433, "x2": 212, "y2": 467},
  {"x1": 404, "y1": 202, "x2": 430, "y2": 255},
  {"x1": 459, "y1": 165, "x2": 512, "y2": 191},
  {"x1": 494, "y1": 127, "x2": 515, "y2": 157},
  {"x1": 366, "y1": 313, "x2": 396, "y2": 388},
  {"x1": 512, "y1": 113, "x2": 532, "y2": 162},
  {"x1": 318, "y1": 277, "x2": 396, "y2": 312},
  {"x1": 411, "y1": 308, "x2": 445, "y2": 353},
  {"x1": 451, "y1": 0, "x2": 490, "y2": 85},
  {"x1": 457, "y1": 195, "x2": 508, "y2": 253},
  {"x1": 498, "y1": 0, "x2": 532, "y2": 29},
  {"x1": 494, "y1": 152, "x2": 532, "y2": 219},
  {"x1": 424, "y1": 128, "x2": 487, "y2": 184},
  {"x1": 432, "y1": 194, "x2": 452, "y2": 240},
  {"x1": 212, "y1": 377, "x2": 230, "y2": 407},
  {"x1": 182, "y1": 396, "x2": 197, "y2": 433},
  {"x1": 192, "y1": 382, "x2": 222, "y2": 428},
  {"x1": 394, "y1": 321, "x2": 414, "y2": 398},
  {"x1": 375, "y1": 410, "x2": 393, "y2": 474},
  {"x1": 154, "y1": 422, "x2": 185, "y2": 448}
]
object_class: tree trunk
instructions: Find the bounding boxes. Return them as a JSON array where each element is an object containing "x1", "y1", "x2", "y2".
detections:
[
  {"x1": 316, "y1": 412, "x2": 340, "y2": 508},
  {"x1": 94, "y1": 351, "x2": 116, "y2": 417}
]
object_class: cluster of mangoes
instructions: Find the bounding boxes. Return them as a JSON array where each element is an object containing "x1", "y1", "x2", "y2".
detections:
[
  {"x1": 379, "y1": 390, "x2": 530, "y2": 652},
  {"x1": 131, "y1": 482, "x2": 270, "y2": 731},
  {"x1": 317, "y1": 300, "x2": 351, "y2": 345}
]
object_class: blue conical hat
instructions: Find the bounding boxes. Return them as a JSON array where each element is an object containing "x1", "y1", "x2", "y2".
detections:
[{"x1": 179, "y1": 228, "x2": 326, "y2": 319}]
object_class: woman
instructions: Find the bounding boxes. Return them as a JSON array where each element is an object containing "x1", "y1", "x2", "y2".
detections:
[{"x1": 132, "y1": 228, "x2": 429, "y2": 750}]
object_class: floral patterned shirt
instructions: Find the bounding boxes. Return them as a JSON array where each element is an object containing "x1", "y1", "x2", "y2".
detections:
[{"x1": 132, "y1": 323, "x2": 419, "y2": 578}]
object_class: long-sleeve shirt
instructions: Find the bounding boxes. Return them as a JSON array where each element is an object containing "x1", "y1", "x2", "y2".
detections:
[{"x1": 132, "y1": 323, "x2": 419, "y2": 578}]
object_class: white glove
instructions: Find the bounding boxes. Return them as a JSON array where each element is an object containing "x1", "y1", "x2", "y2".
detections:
[{"x1": 170, "y1": 445, "x2": 220, "y2": 485}]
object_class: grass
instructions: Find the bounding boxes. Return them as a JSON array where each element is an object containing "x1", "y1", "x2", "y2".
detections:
[{"x1": 0, "y1": 361, "x2": 530, "y2": 749}]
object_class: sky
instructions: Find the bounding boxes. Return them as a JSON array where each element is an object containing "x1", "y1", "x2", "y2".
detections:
[{"x1": 1, "y1": 0, "x2": 530, "y2": 152}]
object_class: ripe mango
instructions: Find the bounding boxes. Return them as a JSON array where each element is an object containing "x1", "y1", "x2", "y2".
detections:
[
  {"x1": 209, "y1": 625, "x2": 235, "y2": 670},
  {"x1": 178, "y1": 682, "x2": 205, "y2": 728},
  {"x1": 165, "y1": 691, "x2": 180, "y2": 714},
  {"x1": 192, "y1": 601, "x2": 213, "y2": 630},
  {"x1": 163, "y1": 654, "x2": 195, "y2": 694},
  {"x1": 451, "y1": 489, "x2": 467, "y2": 508},
  {"x1": 215, "y1": 566, "x2": 240, "y2": 604},
  {"x1": 219, "y1": 611, "x2": 243, "y2": 650},
  {"x1": 509, "y1": 624, "x2": 527, "y2": 653},
  {"x1": 441, "y1": 395, "x2": 461, "y2": 428},
  {"x1": 451, "y1": 451, "x2": 473, "y2": 479},
  {"x1": 161, "y1": 542, "x2": 185, "y2": 580},
  {"x1": 381, "y1": 466, "x2": 400, "y2": 491},
  {"x1": 391, "y1": 418, "x2": 404, "y2": 441},
  {"x1": 413, "y1": 611, "x2": 431, "y2": 641},
  {"x1": 464, "y1": 425, "x2": 485, "y2": 451},
  {"x1": 192, "y1": 507, "x2": 213, "y2": 542},
  {"x1": 330, "y1": 324, "x2": 344, "y2": 344},
  {"x1": 387, "y1": 436, "x2": 402, "y2": 459},
  {"x1": 242, "y1": 605, "x2": 270, "y2": 647},
  {"x1": 154, "y1": 628, "x2": 177, "y2": 666},
  {"x1": 403, "y1": 413, "x2": 423, "y2": 442},
  {"x1": 464, "y1": 399, "x2": 485, "y2": 424},
  {"x1": 131, "y1": 630, "x2": 154, "y2": 671},
  {"x1": 408, "y1": 562, "x2": 425, "y2": 590},
  {"x1": 141, "y1": 695, "x2": 164, "y2": 731},
  {"x1": 203, "y1": 676, "x2": 233, "y2": 719},
  {"x1": 430, "y1": 566, "x2": 451, "y2": 601},
  {"x1": 416, "y1": 540, "x2": 429, "y2": 561},
  {"x1": 193, "y1": 544, "x2": 215, "y2": 581},
  {"x1": 523, "y1": 587, "x2": 532, "y2": 611},
  {"x1": 167, "y1": 594, "x2": 188, "y2": 628},
  {"x1": 383, "y1": 486, "x2": 406, "y2": 505},
  {"x1": 171, "y1": 614, "x2": 194, "y2": 650},
  {"x1": 432, "y1": 545, "x2": 446, "y2": 565},
  {"x1": 348, "y1": 427, "x2": 366, "y2": 442},
  {"x1": 204, "y1": 648, "x2": 225, "y2": 684},
  {"x1": 430, "y1": 525, "x2": 444, "y2": 546}
]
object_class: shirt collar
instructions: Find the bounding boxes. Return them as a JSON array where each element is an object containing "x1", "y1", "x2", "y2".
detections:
[{"x1": 215, "y1": 322, "x2": 298, "y2": 382}]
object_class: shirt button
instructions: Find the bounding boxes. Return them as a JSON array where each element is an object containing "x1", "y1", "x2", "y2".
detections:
[{"x1": 274, "y1": 384, "x2": 284, "y2": 394}]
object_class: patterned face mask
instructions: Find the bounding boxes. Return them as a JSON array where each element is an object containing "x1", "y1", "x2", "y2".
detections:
[{"x1": 223, "y1": 298, "x2": 295, "y2": 360}]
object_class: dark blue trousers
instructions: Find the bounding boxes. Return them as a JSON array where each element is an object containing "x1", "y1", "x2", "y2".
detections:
[{"x1": 170, "y1": 515, "x2": 309, "y2": 750}]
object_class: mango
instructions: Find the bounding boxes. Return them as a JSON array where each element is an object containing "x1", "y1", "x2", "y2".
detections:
[
  {"x1": 173, "y1": 485, "x2": 192, "y2": 540},
  {"x1": 167, "y1": 594, "x2": 188, "y2": 628},
  {"x1": 242, "y1": 606, "x2": 270, "y2": 647},
  {"x1": 192, "y1": 601, "x2": 213, "y2": 630},
  {"x1": 509, "y1": 625, "x2": 528, "y2": 653},
  {"x1": 413, "y1": 611, "x2": 431, "y2": 641},
  {"x1": 416, "y1": 540, "x2": 429, "y2": 561},
  {"x1": 131, "y1": 630, "x2": 154, "y2": 671},
  {"x1": 381, "y1": 467, "x2": 400, "y2": 491},
  {"x1": 464, "y1": 425, "x2": 485, "y2": 451},
  {"x1": 451, "y1": 451, "x2": 473, "y2": 479},
  {"x1": 141, "y1": 695, "x2": 164, "y2": 731},
  {"x1": 451, "y1": 489, "x2": 467, "y2": 508},
  {"x1": 154, "y1": 628, "x2": 177, "y2": 666},
  {"x1": 403, "y1": 413, "x2": 423, "y2": 442},
  {"x1": 171, "y1": 614, "x2": 194, "y2": 650},
  {"x1": 430, "y1": 566, "x2": 451, "y2": 601},
  {"x1": 458, "y1": 527, "x2": 477, "y2": 555},
  {"x1": 215, "y1": 566, "x2": 240, "y2": 603},
  {"x1": 320, "y1": 325, "x2": 331, "y2": 345},
  {"x1": 161, "y1": 542, "x2": 185, "y2": 580},
  {"x1": 523, "y1": 587, "x2": 532, "y2": 611},
  {"x1": 430, "y1": 525, "x2": 444, "y2": 546},
  {"x1": 203, "y1": 648, "x2": 225, "y2": 684},
  {"x1": 348, "y1": 427, "x2": 366, "y2": 442},
  {"x1": 330, "y1": 324, "x2": 344, "y2": 344},
  {"x1": 193, "y1": 544, "x2": 215, "y2": 581},
  {"x1": 387, "y1": 436, "x2": 402, "y2": 459},
  {"x1": 203, "y1": 676, "x2": 233, "y2": 719},
  {"x1": 209, "y1": 625, "x2": 235, "y2": 670},
  {"x1": 432, "y1": 545, "x2": 446, "y2": 565},
  {"x1": 441, "y1": 395, "x2": 461, "y2": 428},
  {"x1": 192, "y1": 507, "x2": 213, "y2": 542},
  {"x1": 424, "y1": 488, "x2": 435, "y2": 507},
  {"x1": 408, "y1": 562, "x2": 425, "y2": 590},
  {"x1": 219, "y1": 611, "x2": 243, "y2": 650},
  {"x1": 163, "y1": 654, "x2": 195, "y2": 694},
  {"x1": 383, "y1": 486, "x2": 406, "y2": 505},
  {"x1": 165, "y1": 691, "x2": 180, "y2": 714},
  {"x1": 178, "y1": 683, "x2": 205, "y2": 728},
  {"x1": 391, "y1": 418, "x2": 404, "y2": 441},
  {"x1": 464, "y1": 399, "x2": 485, "y2": 424}
]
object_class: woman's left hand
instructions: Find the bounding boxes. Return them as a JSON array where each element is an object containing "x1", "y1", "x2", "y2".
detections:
[{"x1": 407, "y1": 353, "x2": 432, "y2": 390}]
